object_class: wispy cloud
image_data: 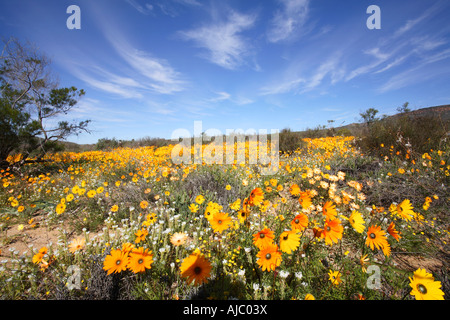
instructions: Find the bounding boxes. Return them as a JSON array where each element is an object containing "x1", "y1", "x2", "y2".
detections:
[
  {"x1": 178, "y1": 10, "x2": 257, "y2": 70},
  {"x1": 69, "y1": 66, "x2": 144, "y2": 99},
  {"x1": 208, "y1": 91, "x2": 231, "y2": 102},
  {"x1": 207, "y1": 91, "x2": 254, "y2": 105},
  {"x1": 378, "y1": 48, "x2": 450, "y2": 93},
  {"x1": 125, "y1": 0, "x2": 154, "y2": 15},
  {"x1": 267, "y1": 0, "x2": 309, "y2": 43},
  {"x1": 260, "y1": 54, "x2": 342, "y2": 95},
  {"x1": 260, "y1": 78, "x2": 305, "y2": 95},
  {"x1": 110, "y1": 39, "x2": 186, "y2": 94},
  {"x1": 392, "y1": 2, "x2": 441, "y2": 39}
]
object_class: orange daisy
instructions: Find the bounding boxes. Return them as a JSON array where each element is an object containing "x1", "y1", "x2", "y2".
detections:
[
  {"x1": 256, "y1": 244, "x2": 282, "y2": 272},
  {"x1": 387, "y1": 222, "x2": 401, "y2": 241},
  {"x1": 366, "y1": 225, "x2": 390, "y2": 256},
  {"x1": 291, "y1": 213, "x2": 308, "y2": 231},
  {"x1": 248, "y1": 187, "x2": 264, "y2": 206},
  {"x1": 298, "y1": 191, "x2": 312, "y2": 209},
  {"x1": 209, "y1": 212, "x2": 233, "y2": 234},
  {"x1": 321, "y1": 218, "x2": 343, "y2": 245},
  {"x1": 289, "y1": 183, "x2": 301, "y2": 196},
  {"x1": 103, "y1": 249, "x2": 128, "y2": 275},
  {"x1": 322, "y1": 201, "x2": 337, "y2": 220},
  {"x1": 252, "y1": 228, "x2": 275, "y2": 250},
  {"x1": 127, "y1": 247, "x2": 154, "y2": 273},
  {"x1": 180, "y1": 250, "x2": 212, "y2": 286}
]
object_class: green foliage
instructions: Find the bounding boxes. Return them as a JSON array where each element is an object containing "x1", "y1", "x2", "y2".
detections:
[
  {"x1": 356, "y1": 105, "x2": 449, "y2": 157},
  {"x1": 0, "y1": 38, "x2": 89, "y2": 166},
  {"x1": 278, "y1": 128, "x2": 306, "y2": 154}
]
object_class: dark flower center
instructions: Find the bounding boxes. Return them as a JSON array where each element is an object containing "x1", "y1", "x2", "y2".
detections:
[
  {"x1": 417, "y1": 284, "x2": 427, "y2": 294},
  {"x1": 194, "y1": 266, "x2": 202, "y2": 275},
  {"x1": 116, "y1": 259, "x2": 121, "y2": 265},
  {"x1": 138, "y1": 259, "x2": 144, "y2": 264},
  {"x1": 260, "y1": 233, "x2": 265, "y2": 239},
  {"x1": 265, "y1": 253, "x2": 272, "y2": 260},
  {"x1": 294, "y1": 219, "x2": 299, "y2": 224},
  {"x1": 326, "y1": 226, "x2": 331, "y2": 232},
  {"x1": 218, "y1": 220, "x2": 222, "y2": 225},
  {"x1": 370, "y1": 233, "x2": 376, "y2": 239}
]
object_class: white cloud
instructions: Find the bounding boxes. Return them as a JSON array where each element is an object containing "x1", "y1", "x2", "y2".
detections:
[
  {"x1": 125, "y1": 0, "x2": 153, "y2": 15},
  {"x1": 178, "y1": 10, "x2": 257, "y2": 70},
  {"x1": 208, "y1": 91, "x2": 231, "y2": 102},
  {"x1": 106, "y1": 35, "x2": 186, "y2": 94},
  {"x1": 267, "y1": 0, "x2": 309, "y2": 43},
  {"x1": 260, "y1": 78, "x2": 305, "y2": 95},
  {"x1": 393, "y1": 4, "x2": 440, "y2": 38}
]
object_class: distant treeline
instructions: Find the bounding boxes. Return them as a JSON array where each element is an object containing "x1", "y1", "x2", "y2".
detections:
[{"x1": 65, "y1": 103, "x2": 449, "y2": 159}]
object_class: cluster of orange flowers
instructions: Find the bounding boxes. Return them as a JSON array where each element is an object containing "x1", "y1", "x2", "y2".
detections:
[{"x1": 103, "y1": 243, "x2": 154, "y2": 275}]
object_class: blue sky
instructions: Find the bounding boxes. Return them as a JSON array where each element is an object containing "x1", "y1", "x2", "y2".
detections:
[{"x1": 1, "y1": 0, "x2": 450, "y2": 144}]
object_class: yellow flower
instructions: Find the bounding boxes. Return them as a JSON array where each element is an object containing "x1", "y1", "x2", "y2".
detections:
[
  {"x1": 87, "y1": 190, "x2": 96, "y2": 198},
  {"x1": 32, "y1": 247, "x2": 48, "y2": 264},
  {"x1": 328, "y1": 270, "x2": 342, "y2": 285},
  {"x1": 56, "y1": 203, "x2": 66, "y2": 215},
  {"x1": 110, "y1": 205, "x2": 119, "y2": 213},
  {"x1": 195, "y1": 195, "x2": 205, "y2": 205},
  {"x1": 140, "y1": 200, "x2": 149, "y2": 209},
  {"x1": 348, "y1": 210, "x2": 365, "y2": 233},
  {"x1": 409, "y1": 268, "x2": 445, "y2": 300},
  {"x1": 391, "y1": 199, "x2": 415, "y2": 221},
  {"x1": 279, "y1": 231, "x2": 300, "y2": 254},
  {"x1": 135, "y1": 228, "x2": 149, "y2": 244},
  {"x1": 229, "y1": 199, "x2": 241, "y2": 211},
  {"x1": 189, "y1": 203, "x2": 199, "y2": 213}
]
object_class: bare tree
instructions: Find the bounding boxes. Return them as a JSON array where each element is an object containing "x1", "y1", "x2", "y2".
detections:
[{"x1": 0, "y1": 37, "x2": 90, "y2": 167}]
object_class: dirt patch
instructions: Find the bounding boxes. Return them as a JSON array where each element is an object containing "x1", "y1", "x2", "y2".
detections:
[
  {"x1": 1, "y1": 218, "x2": 63, "y2": 258},
  {"x1": 392, "y1": 252, "x2": 444, "y2": 274}
]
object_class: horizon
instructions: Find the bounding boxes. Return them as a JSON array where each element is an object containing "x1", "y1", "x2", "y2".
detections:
[{"x1": 1, "y1": 0, "x2": 450, "y2": 144}]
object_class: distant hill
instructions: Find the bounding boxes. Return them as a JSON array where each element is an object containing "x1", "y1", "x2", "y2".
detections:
[
  {"x1": 59, "y1": 104, "x2": 450, "y2": 152},
  {"x1": 301, "y1": 104, "x2": 450, "y2": 137},
  {"x1": 390, "y1": 104, "x2": 450, "y2": 122}
]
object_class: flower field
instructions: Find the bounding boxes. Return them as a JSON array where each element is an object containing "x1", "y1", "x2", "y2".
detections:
[{"x1": 0, "y1": 136, "x2": 448, "y2": 300}]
